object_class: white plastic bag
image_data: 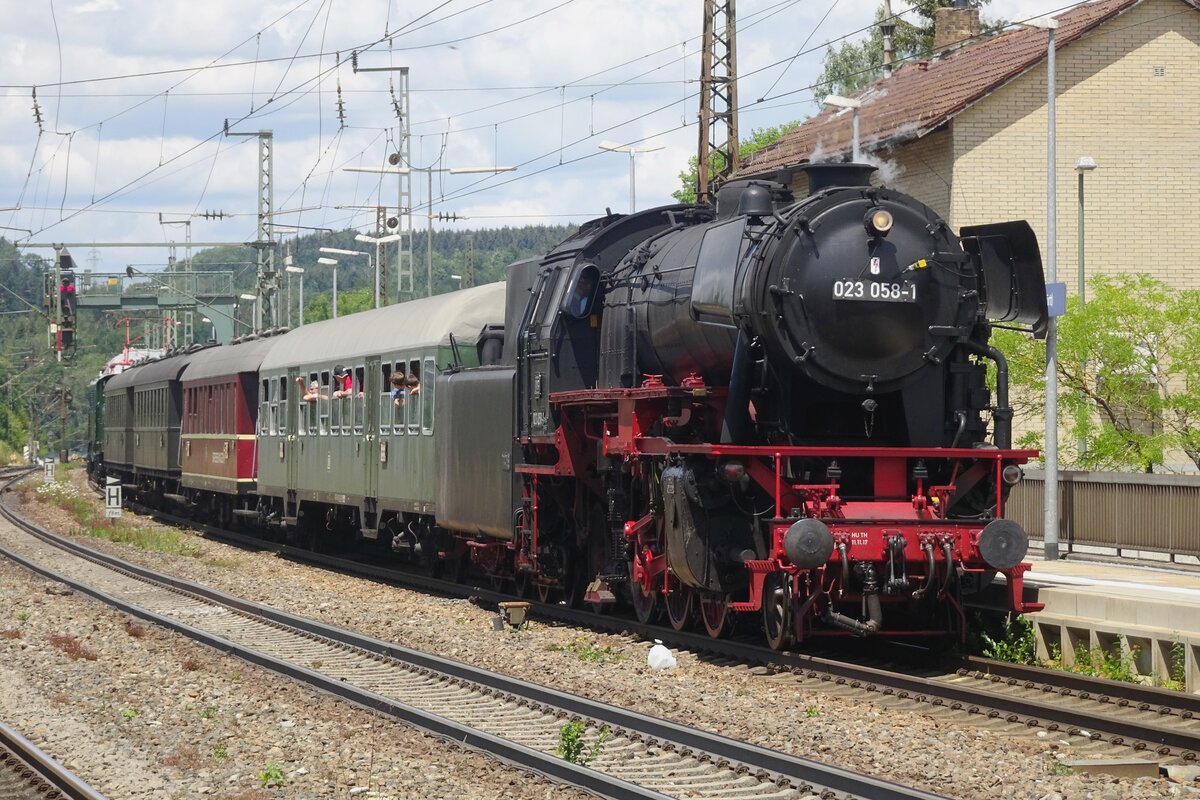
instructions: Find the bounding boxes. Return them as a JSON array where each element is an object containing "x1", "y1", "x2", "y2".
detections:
[{"x1": 647, "y1": 641, "x2": 677, "y2": 671}]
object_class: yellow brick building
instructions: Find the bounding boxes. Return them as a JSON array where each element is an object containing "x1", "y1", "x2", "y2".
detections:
[{"x1": 739, "y1": 0, "x2": 1200, "y2": 292}]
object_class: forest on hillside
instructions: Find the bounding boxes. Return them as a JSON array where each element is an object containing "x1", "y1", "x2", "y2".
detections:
[{"x1": 0, "y1": 223, "x2": 576, "y2": 461}]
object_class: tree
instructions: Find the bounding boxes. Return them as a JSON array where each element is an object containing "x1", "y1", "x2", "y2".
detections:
[
  {"x1": 814, "y1": 1, "x2": 1004, "y2": 103},
  {"x1": 672, "y1": 122, "x2": 806, "y2": 204},
  {"x1": 993, "y1": 274, "x2": 1200, "y2": 472}
]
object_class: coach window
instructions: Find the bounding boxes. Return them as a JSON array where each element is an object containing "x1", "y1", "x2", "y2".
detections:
[
  {"x1": 277, "y1": 376, "x2": 288, "y2": 436},
  {"x1": 305, "y1": 372, "x2": 318, "y2": 435},
  {"x1": 319, "y1": 370, "x2": 331, "y2": 435},
  {"x1": 406, "y1": 360, "x2": 422, "y2": 435},
  {"x1": 393, "y1": 360, "x2": 406, "y2": 435},
  {"x1": 379, "y1": 363, "x2": 392, "y2": 436},
  {"x1": 263, "y1": 379, "x2": 273, "y2": 436},
  {"x1": 353, "y1": 366, "x2": 365, "y2": 435},
  {"x1": 331, "y1": 371, "x2": 345, "y2": 434},
  {"x1": 422, "y1": 357, "x2": 435, "y2": 435}
]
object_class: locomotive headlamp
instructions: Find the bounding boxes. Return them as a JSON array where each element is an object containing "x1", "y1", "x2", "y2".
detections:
[
  {"x1": 1001, "y1": 464, "x2": 1024, "y2": 486},
  {"x1": 865, "y1": 207, "x2": 894, "y2": 236}
]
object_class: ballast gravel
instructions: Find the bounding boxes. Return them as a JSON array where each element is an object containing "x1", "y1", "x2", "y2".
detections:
[{"x1": 5, "y1": 471, "x2": 1200, "y2": 800}]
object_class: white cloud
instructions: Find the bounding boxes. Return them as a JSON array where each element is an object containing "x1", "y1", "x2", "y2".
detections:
[{"x1": 2, "y1": 0, "x2": 1078, "y2": 272}]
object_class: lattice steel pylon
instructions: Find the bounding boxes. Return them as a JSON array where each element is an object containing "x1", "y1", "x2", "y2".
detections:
[
  {"x1": 228, "y1": 129, "x2": 278, "y2": 331},
  {"x1": 696, "y1": 0, "x2": 739, "y2": 206},
  {"x1": 393, "y1": 68, "x2": 415, "y2": 301}
]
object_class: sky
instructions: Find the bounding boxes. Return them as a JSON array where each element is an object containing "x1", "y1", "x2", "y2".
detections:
[{"x1": 0, "y1": 0, "x2": 1079, "y2": 277}]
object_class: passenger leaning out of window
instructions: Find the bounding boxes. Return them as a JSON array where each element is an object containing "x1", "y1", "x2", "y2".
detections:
[
  {"x1": 296, "y1": 376, "x2": 323, "y2": 403},
  {"x1": 333, "y1": 365, "x2": 353, "y2": 399},
  {"x1": 390, "y1": 372, "x2": 407, "y2": 407},
  {"x1": 405, "y1": 374, "x2": 420, "y2": 397}
]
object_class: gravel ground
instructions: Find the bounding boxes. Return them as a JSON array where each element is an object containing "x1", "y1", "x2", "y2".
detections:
[{"x1": 5, "y1": 469, "x2": 1200, "y2": 800}]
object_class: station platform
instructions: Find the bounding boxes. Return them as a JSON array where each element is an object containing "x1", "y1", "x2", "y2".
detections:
[{"x1": 1013, "y1": 550, "x2": 1200, "y2": 692}]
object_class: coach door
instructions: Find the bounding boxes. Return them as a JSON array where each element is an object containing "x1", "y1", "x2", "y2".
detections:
[
  {"x1": 363, "y1": 356, "x2": 380, "y2": 504},
  {"x1": 286, "y1": 367, "x2": 300, "y2": 497}
]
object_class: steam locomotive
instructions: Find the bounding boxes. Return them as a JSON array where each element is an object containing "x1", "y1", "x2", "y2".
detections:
[{"x1": 90, "y1": 162, "x2": 1047, "y2": 647}]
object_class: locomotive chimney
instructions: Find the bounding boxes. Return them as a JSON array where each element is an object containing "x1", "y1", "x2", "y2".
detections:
[{"x1": 800, "y1": 163, "x2": 877, "y2": 195}]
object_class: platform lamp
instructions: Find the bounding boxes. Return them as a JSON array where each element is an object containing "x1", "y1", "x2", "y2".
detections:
[
  {"x1": 1075, "y1": 157, "x2": 1097, "y2": 305},
  {"x1": 200, "y1": 316, "x2": 215, "y2": 342},
  {"x1": 598, "y1": 140, "x2": 664, "y2": 213},
  {"x1": 353, "y1": 233, "x2": 400, "y2": 309},
  {"x1": 285, "y1": 265, "x2": 305, "y2": 326},
  {"x1": 238, "y1": 294, "x2": 257, "y2": 333}
]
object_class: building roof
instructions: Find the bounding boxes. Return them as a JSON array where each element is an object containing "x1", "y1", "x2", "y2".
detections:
[{"x1": 739, "y1": 0, "x2": 1192, "y2": 176}]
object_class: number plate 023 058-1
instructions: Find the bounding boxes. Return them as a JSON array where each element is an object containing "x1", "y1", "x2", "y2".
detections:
[{"x1": 831, "y1": 279, "x2": 917, "y2": 303}]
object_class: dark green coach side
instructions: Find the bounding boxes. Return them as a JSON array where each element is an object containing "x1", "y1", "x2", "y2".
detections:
[{"x1": 256, "y1": 282, "x2": 507, "y2": 542}]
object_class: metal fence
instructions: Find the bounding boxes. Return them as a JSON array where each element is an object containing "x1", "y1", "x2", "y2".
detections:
[{"x1": 1006, "y1": 470, "x2": 1200, "y2": 559}]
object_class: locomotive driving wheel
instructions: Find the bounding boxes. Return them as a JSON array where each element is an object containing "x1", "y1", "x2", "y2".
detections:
[
  {"x1": 762, "y1": 573, "x2": 795, "y2": 651},
  {"x1": 699, "y1": 593, "x2": 730, "y2": 639},
  {"x1": 664, "y1": 574, "x2": 694, "y2": 632},
  {"x1": 628, "y1": 559, "x2": 658, "y2": 624}
]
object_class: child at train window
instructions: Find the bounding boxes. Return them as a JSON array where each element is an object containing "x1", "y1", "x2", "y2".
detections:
[
  {"x1": 390, "y1": 372, "x2": 407, "y2": 407},
  {"x1": 405, "y1": 375, "x2": 420, "y2": 396}
]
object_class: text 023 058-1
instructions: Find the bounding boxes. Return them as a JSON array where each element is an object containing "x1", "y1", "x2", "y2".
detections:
[{"x1": 832, "y1": 280, "x2": 917, "y2": 303}]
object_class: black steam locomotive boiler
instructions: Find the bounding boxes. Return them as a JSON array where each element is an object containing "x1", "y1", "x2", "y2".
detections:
[{"x1": 439, "y1": 162, "x2": 1047, "y2": 646}]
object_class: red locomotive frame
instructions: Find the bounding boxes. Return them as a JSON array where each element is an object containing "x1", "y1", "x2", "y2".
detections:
[{"x1": 511, "y1": 375, "x2": 1043, "y2": 643}]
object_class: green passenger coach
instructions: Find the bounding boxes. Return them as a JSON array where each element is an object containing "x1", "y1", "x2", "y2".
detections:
[{"x1": 255, "y1": 282, "x2": 507, "y2": 552}]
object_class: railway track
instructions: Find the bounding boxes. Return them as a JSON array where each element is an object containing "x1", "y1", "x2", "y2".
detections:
[
  {"x1": 0, "y1": 482, "x2": 944, "y2": 800},
  {"x1": 114, "y1": 494, "x2": 1200, "y2": 766},
  {"x1": 0, "y1": 718, "x2": 108, "y2": 800}
]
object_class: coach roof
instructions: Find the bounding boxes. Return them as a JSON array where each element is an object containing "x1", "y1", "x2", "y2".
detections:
[
  {"x1": 184, "y1": 335, "x2": 280, "y2": 383},
  {"x1": 259, "y1": 281, "x2": 507, "y2": 372},
  {"x1": 105, "y1": 348, "x2": 198, "y2": 391}
]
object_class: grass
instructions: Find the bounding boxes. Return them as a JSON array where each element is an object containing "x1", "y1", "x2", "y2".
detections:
[
  {"x1": 549, "y1": 639, "x2": 624, "y2": 665},
  {"x1": 121, "y1": 707, "x2": 139, "y2": 720},
  {"x1": 257, "y1": 762, "x2": 285, "y2": 788},
  {"x1": 47, "y1": 634, "x2": 98, "y2": 661},
  {"x1": 35, "y1": 478, "x2": 202, "y2": 557},
  {"x1": 975, "y1": 616, "x2": 1192, "y2": 689}
]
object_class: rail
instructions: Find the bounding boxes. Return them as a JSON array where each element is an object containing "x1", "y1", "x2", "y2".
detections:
[{"x1": 1006, "y1": 470, "x2": 1200, "y2": 560}]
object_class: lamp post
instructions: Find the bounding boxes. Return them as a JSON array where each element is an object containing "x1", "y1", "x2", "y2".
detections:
[
  {"x1": 823, "y1": 95, "x2": 863, "y2": 161},
  {"x1": 200, "y1": 316, "x2": 215, "y2": 342},
  {"x1": 598, "y1": 141, "x2": 664, "y2": 213},
  {"x1": 353, "y1": 234, "x2": 397, "y2": 309},
  {"x1": 449, "y1": 273, "x2": 463, "y2": 289},
  {"x1": 1023, "y1": 15, "x2": 1060, "y2": 560},
  {"x1": 317, "y1": 257, "x2": 340, "y2": 318},
  {"x1": 1075, "y1": 156, "x2": 1096, "y2": 304},
  {"x1": 346, "y1": 164, "x2": 515, "y2": 296},
  {"x1": 285, "y1": 265, "x2": 304, "y2": 325}
]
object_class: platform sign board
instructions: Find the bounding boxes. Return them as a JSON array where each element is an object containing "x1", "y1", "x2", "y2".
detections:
[
  {"x1": 43, "y1": 461, "x2": 55, "y2": 484},
  {"x1": 1046, "y1": 282, "x2": 1067, "y2": 317},
  {"x1": 105, "y1": 476, "x2": 122, "y2": 519}
]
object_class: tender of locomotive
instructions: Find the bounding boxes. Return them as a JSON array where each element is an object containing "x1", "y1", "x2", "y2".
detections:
[{"x1": 89, "y1": 162, "x2": 1047, "y2": 647}]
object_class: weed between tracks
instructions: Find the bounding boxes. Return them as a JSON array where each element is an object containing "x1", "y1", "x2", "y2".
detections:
[{"x1": 557, "y1": 721, "x2": 611, "y2": 766}]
